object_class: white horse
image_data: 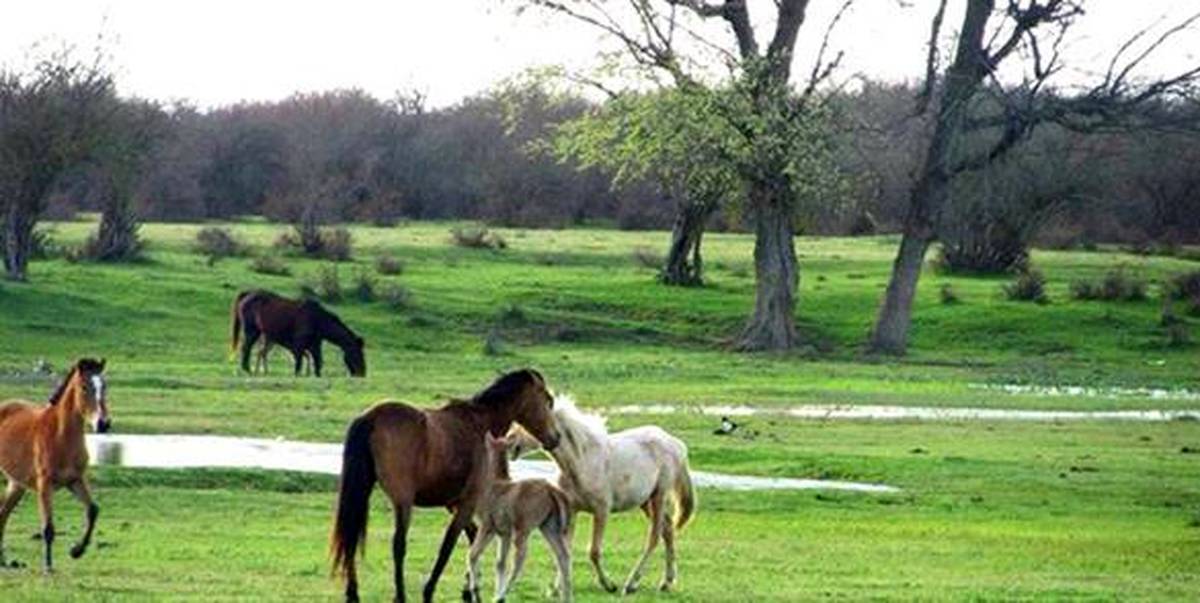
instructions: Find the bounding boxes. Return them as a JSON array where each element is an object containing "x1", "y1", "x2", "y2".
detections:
[{"x1": 508, "y1": 395, "x2": 695, "y2": 594}]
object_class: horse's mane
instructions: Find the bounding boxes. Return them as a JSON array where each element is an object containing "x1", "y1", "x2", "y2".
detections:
[
  {"x1": 471, "y1": 369, "x2": 543, "y2": 408},
  {"x1": 552, "y1": 393, "x2": 609, "y2": 441},
  {"x1": 307, "y1": 300, "x2": 361, "y2": 345}
]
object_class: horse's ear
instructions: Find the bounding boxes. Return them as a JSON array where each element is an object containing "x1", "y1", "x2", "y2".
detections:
[
  {"x1": 357, "y1": 336, "x2": 365, "y2": 347},
  {"x1": 99, "y1": 358, "x2": 107, "y2": 372}
]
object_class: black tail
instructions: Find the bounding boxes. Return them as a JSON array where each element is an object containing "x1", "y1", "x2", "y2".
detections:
[
  {"x1": 330, "y1": 414, "x2": 377, "y2": 581},
  {"x1": 230, "y1": 290, "x2": 252, "y2": 357}
]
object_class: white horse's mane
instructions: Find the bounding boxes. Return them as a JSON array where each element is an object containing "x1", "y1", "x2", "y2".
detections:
[{"x1": 552, "y1": 393, "x2": 609, "y2": 442}]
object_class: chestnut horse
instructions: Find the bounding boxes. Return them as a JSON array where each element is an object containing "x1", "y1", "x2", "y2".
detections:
[
  {"x1": 0, "y1": 358, "x2": 111, "y2": 572},
  {"x1": 230, "y1": 290, "x2": 366, "y2": 377},
  {"x1": 330, "y1": 369, "x2": 562, "y2": 603}
]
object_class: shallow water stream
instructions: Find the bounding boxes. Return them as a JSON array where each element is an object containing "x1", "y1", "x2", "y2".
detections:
[{"x1": 85, "y1": 434, "x2": 898, "y2": 493}]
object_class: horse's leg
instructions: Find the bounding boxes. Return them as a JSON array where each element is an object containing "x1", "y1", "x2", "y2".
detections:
[
  {"x1": 311, "y1": 342, "x2": 323, "y2": 378},
  {"x1": 540, "y1": 524, "x2": 573, "y2": 603},
  {"x1": 0, "y1": 481, "x2": 26, "y2": 566},
  {"x1": 464, "y1": 525, "x2": 494, "y2": 603},
  {"x1": 423, "y1": 506, "x2": 472, "y2": 603},
  {"x1": 392, "y1": 503, "x2": 412, "y2": 603},
  {"x1": 621, "y1": 495, "x2": 664, "y2": 595},
  {"x1": 291, "y1": 348, "x2": 304, "y2": 377},
  {"x1": 588, "y1": 509, "x2": 618, "y2": 593},
  {"x1": 497, "y1": 530, "x2": 530, "y2": 602},
  {"x1": 494, "y1": 535, "x2": 511, "y2": 601},
  {"x1": 35, "y1": 478, "x2": 54, "y2": 573},
  {"x1": 240, "y1": 327, "x2": 260, "y2": 374},
  {"x1": 66, "y1": 479, "x2": 99, "y2": 559},
  {"x1": 660, "y1": 506, "x2": 677, "y2": 592}
]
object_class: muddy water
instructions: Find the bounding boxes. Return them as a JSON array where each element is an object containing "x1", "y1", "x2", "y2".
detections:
[
  {"x1": 606, "y1": 404, "x2": 1200, "y2": 422},
  {"x1": 85, "y1": 434, "x2": 898, "y2": 493}
]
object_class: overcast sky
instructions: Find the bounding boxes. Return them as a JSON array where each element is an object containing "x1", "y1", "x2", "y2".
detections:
[{"x1": 2, "y1": 1, "x2": 1197, "y2": 109}]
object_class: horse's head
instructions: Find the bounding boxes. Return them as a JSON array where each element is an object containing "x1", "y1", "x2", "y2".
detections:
[
  {"x1": 484, "y1": 433, "x2": 511, "y2": 480},
  {"x1": 342, "y1": 336, "x2": 366, "y2": 378},
  {"x1": 65, "y1": 358, "x2": 111, "y2": 433},
  {"x1": 502, "y1": 369, "x2": 561, "y2": 451},
  {"x1": 504, "y1": 424, "x2": 544, "y2": 460}
]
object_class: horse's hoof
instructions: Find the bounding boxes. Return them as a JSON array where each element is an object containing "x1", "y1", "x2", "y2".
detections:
[
  {"x1": 600, "y1": 581, "x2": 618, "y2": 594},
  {"x1": 69, "y1": 544, "x2": 86, "y2": 559},
  {"x1": 658, "y1": 582, "x2": 673, "y2": 593},
  {"x1": 622, "y1": 583, "x2": 639, "y2": 596}
]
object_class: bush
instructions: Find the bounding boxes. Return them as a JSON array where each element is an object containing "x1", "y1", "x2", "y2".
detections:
[
  {"x1": 1070, "y1": 267, "x2": 1147, "y2": 301},
  {"x1": 1169, "y1": 270, "x2": 1200, "y2": 302},
  {"x1": 250, "y1": 255, "x2": 290, "y2": 276},
  {"x1": 375, "y1": 256, "x2": 405, "y2": 276},
  {"x1": 29, "y1": 227, "x2": 60, "y2": 260},
  {"x1": 1166, "y1": 323, "x2": 1192, "y2": 348},
  {"x1": 322, "y1": 227, "x2": 354, "y2": 261},
  {"x1": 381, "y1": 283, "x2": 412, "y2": 310},
  {"x1": 939, "y1": 283, "x2": 960, "y2": 305},
  {"x1": 450, "y1": 226, "x2": 506, "y2": 250},
  {"x1": 195, "y1": 227, "x2": 244, "y2": 259},
  {"x1": 1003, "y1": 269, "x2": 1048, "y2": 304},
  {"x1": 351, "y1": 268, "x2": 377, "y2": 303},
  {"x1": 307, "y1": 265, "x2": 342, "y2": 302}
]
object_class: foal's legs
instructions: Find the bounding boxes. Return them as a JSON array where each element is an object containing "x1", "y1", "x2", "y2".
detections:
[
  {"x1": 622, "y1": 495, "x2": 665, "y2": 595},
  {"x1": 423, "y1": 506, "x2": 472, "y2": 603},
  {"x1": 588, "y1": 509, "x2": 618, "y2": 592},
  {"x1": 541, "y1": 524, "x2": 573, "y2": 603},
  {"x1": 496, "y1": 529, "x2": 531, "y2": 602},
  {"x1": 0, "y1": 481, "x2": 26, "y2": 566},
  {"x1": 66, "y1": 480, "x2": 99, "y2": 559},
  {"x1": 464, "y1": 526, "x2": 495, "y2": 603},
  {"x1": 35, "y1": 478, "x2": 54, "y2": 573},
  {"x1": 239, "y1": 326, "x2": 261, "y2": 373}
]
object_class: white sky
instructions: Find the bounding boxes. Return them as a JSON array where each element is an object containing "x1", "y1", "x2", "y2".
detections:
[{"x1": 1, "y1": 1, "x2": 1197, "y2": 109}]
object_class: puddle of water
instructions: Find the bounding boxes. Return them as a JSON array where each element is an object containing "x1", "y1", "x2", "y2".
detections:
[
  {"x1": 606, "y1": 404, "x2": 1200, "y2": 422},
  {"x1": 969, "y1": 383, "x2": 1200, "y2": 401},
  {"x1": 85, "y1": 434, "x2": 897, "y2": 494}
]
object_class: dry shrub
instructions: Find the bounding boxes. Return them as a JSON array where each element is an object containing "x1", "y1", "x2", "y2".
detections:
[
  {"x1": 195, "y1": 227, "x2": 244, "y2": 259},
  {"x1": 375, "y1": 256, "x2": 405, "y2": 276},
  {"x1": 250, "y1": 255, "x2": 290, "y2": 276},
  {"x1": 1003, "y1": 269, "x2": 1048, "y2": 304},
  {"x1": 450, "y1": 226, "x2": 506, "y2": 250}
]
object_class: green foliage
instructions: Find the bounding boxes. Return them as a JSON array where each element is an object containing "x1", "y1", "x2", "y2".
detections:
[
  {"x1": 1003, "y1": 269, "x2": 1049, "y2": 304},
  {"x1": 1070, "y1": 266, "x2": 1148, "y2": 301}
]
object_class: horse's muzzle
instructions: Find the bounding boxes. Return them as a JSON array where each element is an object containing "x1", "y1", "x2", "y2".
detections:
[
  {"x1": 543, "y1": 432, "x2": 561, "y2": 451},
  {"x1": 96, "y1": 418, "x2": 112, "y2": 434}
]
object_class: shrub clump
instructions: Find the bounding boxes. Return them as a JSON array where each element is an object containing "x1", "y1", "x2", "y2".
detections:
[
  {"x1": 250, "y1": 255, "x2": 290, "y2": 276},
  {"x1": 939, "y1": 283, "x2": 960, "y2": 305},
  {"x1": 631, "y1": 247, "x2": 661, "y2": 269},
  {"x1": 450, "y1": 226, "x2": 506, "y2": 250},
  {"x1": 1070, "y1": 267, "x2": 1148, "y2": 301},
  {"x1": 304, "y1": 265, "x2": 343, "y2": 302},
  {"x1": 381, "y1": 283, "x2": 412, "y2": 310},
  {"x1": 375, "y1": 256, "x2": 405, "y2": 276},
  {"x1": 195, "y1": 227, "x2": 245, "y2": 259},
  {"x1": 1003, "y1": 269, "x2": 1048, "y2": 304},
  {"x1": 275, "y1": 226, "x2": 354, "y2": 261},
  {"x1": 351, "y1": 268, "x2": 377, "y2": 303}
]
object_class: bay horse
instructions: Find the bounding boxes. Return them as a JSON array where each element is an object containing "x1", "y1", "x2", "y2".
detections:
[
  {"x1": 508, "y1": 394, "x2": 695, "y2": 594},
  {"x1": 230, "y1": 289, "x2": 366, "y2": 377},
  {"x1": 0, "y1": 358, "x2": 111, "y2": 572},
  {"x1": 330, "y1": 369, "x2": 562, "y2": 603}
]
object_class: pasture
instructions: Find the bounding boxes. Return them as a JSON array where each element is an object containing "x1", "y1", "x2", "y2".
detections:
[{"x1": 1, "y1": 220, "x2": 1199, "y2": 600}]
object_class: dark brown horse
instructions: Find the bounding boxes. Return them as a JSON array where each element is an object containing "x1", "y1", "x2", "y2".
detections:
[
  {"x1": 230, "y1": 290, "x2": 366, "y2": 377},
  {"x1": 0, "y1": 358, "x2": 111, "y2": 572},
  {"x1": 330, "y1": 369, "x2": 562, "y2": 602}
]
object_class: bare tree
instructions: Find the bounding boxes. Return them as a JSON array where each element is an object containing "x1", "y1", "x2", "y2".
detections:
[
  {"x1": 869, "y1": 0, "x2": 1200, "y2": 355},
  {"x1": 518, "y1": 0, "x2": 851, "y2": 350},
  {"x1": 0, "y1": 52, "x2": 115, "y2": 280}
]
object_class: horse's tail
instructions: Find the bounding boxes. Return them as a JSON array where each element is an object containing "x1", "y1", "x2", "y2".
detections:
[
  {"x1": 230, "y1": 291, "x2": 249, "y2": 357},
  {"x1": 549, "y1": 486, "x2": 573, "y2": 535},
  {"x1": 673, "y1": 460, "x2": 696, "y2": 530},
  {"x1": 330, "y1": 413, "x2": 377, "y2": 581}
]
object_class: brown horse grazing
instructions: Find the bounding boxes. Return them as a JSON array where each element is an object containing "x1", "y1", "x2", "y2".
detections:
[
  {"x1": 330, "y1": 369, "x2": 562, "y2": 603},
  {"x1": 230, "y1": 290, "x2": 366, "y2": 377},
  {"x1": 0, "y1": 358, "x2": 111, "y2": 572}
]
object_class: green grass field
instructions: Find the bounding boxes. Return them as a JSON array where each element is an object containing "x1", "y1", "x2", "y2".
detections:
[{"x1": 1, "y1": 220, "x2": 1198, "y2": 600}]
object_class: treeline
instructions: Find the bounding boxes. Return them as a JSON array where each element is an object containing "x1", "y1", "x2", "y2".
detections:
[{"x1": 40, "y1": 81, "x2": 1194, "y2": 248}]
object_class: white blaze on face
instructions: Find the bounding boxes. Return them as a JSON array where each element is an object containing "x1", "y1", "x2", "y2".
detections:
[{"x1": 90, "y1": 374, "x2": 108, "y2": 430}]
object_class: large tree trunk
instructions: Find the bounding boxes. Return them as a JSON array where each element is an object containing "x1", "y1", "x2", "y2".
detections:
[
  {"x1": 661, "y1": 201, "x2": 712, "y2": 286},
  {"x1": 739, "y1": 185, "x2": 798, "y2": 351},
  {"x1": 3, "y1": 204, "x2": 32, "y2": 282},
  {"x1": 868, "y1": 0, "x2": 994, "y2": 355}
]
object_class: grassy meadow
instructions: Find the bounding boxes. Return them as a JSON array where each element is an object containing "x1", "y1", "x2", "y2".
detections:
[{"x1": 1, "y1": 219, "x2": 1198, "y2": 600}]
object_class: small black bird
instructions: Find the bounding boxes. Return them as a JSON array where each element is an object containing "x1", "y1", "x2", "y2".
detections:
[{"x1": 713, "y1": 416, "x2": 738, "y2": 436}]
